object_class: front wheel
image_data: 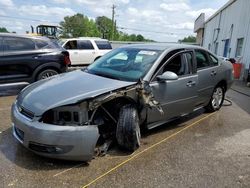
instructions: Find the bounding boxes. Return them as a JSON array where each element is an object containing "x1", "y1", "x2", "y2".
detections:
[
  {"x1": 36, "y1": 69, "x2": 59, "y2": 81},
  {"x1": 116, "y1": 105, "x2": 141, "y2": 151},
  {"x1": 205, "y1": 86, "x2": 225, "y2": 112}
]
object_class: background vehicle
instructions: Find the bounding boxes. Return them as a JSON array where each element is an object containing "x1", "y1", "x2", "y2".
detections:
[
  {"x1": 12, "y1": 44, "x2": 233, "y2": 161},
  {"x1": 0, "y1": 33, "x2": 70, "y2": 84},
  {"x1": 30, "y1": 24, "x2": 61, "y2": 39},
  {"x1": 59, "y1": 37, "x2": 112, "y2": 65}
]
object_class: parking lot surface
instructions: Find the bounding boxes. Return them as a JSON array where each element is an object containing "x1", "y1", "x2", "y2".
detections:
[{"x1": 0, "y1": 87, "x2": 250, "y2": 188}]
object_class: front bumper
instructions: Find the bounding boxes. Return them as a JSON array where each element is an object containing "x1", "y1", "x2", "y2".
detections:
[{"x1": 11, "y1": 103, "x2": 99, "y2": 161}]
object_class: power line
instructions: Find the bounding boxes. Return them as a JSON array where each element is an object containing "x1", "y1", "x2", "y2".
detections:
[{"x1": 0, "y1": 15, "x2": 59, "y2": 24}]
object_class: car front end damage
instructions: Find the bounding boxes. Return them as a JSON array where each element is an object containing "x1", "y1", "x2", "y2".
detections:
[{"x1": 11, "y1": 80, "x2": 163, "y2": 161}]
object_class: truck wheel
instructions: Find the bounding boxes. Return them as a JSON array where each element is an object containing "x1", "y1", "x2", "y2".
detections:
[
  {"x1": 205, "y1": 85, "x2": 225, "y2": 112},
  {"x1": 116, "y1": 105, "x2": 141, "y2": 151},
  {"x1": 36, "y1": 69, "x2": 59, "y2": 81}
]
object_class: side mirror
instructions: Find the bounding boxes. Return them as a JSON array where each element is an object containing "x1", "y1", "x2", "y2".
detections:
[{"x1": 156, "y1": 71, "x2": 178, "y2": 81}]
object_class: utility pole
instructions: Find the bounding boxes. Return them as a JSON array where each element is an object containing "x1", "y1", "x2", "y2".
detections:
[{"x1": 111, "y1": 4, "x2": 116, "y2": 40}]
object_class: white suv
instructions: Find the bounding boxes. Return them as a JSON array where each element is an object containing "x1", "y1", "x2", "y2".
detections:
[{"x1": 59, "y1": 37, "x2": 112, "y2": 65}]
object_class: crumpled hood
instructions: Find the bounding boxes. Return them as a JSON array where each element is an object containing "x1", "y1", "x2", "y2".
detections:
[{"x1": 18, "y1": 70, "x2": 136, "y2": 116}]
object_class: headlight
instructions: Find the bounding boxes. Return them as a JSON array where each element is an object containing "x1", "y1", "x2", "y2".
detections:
[{"x1": 41, "y1": 102, "x2": 89, "y2": 126}]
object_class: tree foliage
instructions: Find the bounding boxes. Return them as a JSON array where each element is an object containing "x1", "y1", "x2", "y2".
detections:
[
  {"x1": 60, "y1": 14, "x2": 152, "y2": 41},
  {"x1": 0, "y1": 27, "x2": 9, "y2": 33},
  {"x1": 60, "y1": 13, "x2": 100, "y2": 38},
  {"x1": 179, "y1": 35, "x2": 196, "y2": 43}
]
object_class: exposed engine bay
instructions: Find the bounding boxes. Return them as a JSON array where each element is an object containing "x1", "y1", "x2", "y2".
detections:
[{"x1": 40, "y1": 80, "x2": 163, "y2": 156}]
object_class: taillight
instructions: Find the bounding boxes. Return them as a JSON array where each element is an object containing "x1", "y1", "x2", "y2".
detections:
[
  {"x1": 64, "y1": 55, "x2": 71, "y2": 66},
  {"x1": 62, "y1": 51, "x2": 71, "y2": 66}
]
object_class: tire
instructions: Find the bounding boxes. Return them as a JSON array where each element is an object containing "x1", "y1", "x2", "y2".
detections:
[
  {"x1": 205, "y1": 85, "x2": 225, "y2": 112},
  {"x1": 116, "y1": 105, "x2": 141, "y2": 151},
  {"x1": 36, "y1": 69, "x2": 59, "y2": 81}
]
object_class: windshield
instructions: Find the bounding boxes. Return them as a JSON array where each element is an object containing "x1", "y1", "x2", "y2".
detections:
[{"x1": 86, "y1": 48, "x2": 162, "y2": 82}]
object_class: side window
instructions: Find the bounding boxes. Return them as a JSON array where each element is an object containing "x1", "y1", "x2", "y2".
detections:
[
  {"x1": 195, "y1": 50, "x2": 210, "y2": 69},
  {"x1": 4, "y1": 37, "x2": 35, "y2": 51},
  {"x1": 64, "y1": 40, "x2": 77, "y2": 49},
  {"x1": 78, "y1": 40, "x2": 94, "y2": 50},
  {"x1": 162, "y1": 53, "x2": 190, "y2": 76},
  {"x1": 35, "y1": 39, "x2": 49, "y2": 49},
  {"x1": 209, "y1": 53, "x2": 218, "y2": 66},
  {"x1": 95, "y1": 40, "x2": 112, "y2": 50},
  {"x1": 0, "y1": 38, "x2": 3, "y2": 53}
]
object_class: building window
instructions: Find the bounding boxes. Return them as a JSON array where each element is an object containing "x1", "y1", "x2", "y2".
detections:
[
  {"x1": 208, "y1": 43, "x2": 211, "y2": 50},
  {"x1": 214, "y1": 42, "x2": 219, "y2": 55},
  {"x1": 223, "y1": 39, "x2": 230, "y2": 57},
  {"x1": 235, "y1": 38, "x2": 244, "y2": 57}
]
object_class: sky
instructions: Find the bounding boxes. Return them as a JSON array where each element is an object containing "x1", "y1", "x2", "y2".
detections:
[{"x1": 0, "y1": 0, "x2": 229, "y2": 42}]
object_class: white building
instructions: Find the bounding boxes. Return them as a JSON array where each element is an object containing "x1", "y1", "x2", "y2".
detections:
[{"x1": 194, "y1": 0, "x2": 250, "y2": 79}]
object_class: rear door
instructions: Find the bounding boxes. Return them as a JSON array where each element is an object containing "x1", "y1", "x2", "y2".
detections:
[
  {"x1": 147, "y1": 51, "x2": 198, "y2": 128},
  {"x1": 77, "y1": 40, "x2": 96, "y2": 64},
  {"x1": 195, "y1": 49, "x2": 219, "y2": 106},
  {"x1": 0, "y1": 36, "x2": 36, "y2": 83}
]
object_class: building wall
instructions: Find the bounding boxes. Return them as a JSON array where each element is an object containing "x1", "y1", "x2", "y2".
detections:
[{"x1": 203, "y1": 0, "x2": 250, "y2": 78}]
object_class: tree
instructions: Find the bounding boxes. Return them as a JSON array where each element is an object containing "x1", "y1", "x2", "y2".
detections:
[
  {"x1": 0, "y1": 27, "x2": 9, "y2": 33},
  {"x1": 96, "y1": 16, "x2": 116, "y2": 40},
  {"x1": 60, "y1": 13, "x2": 100, "y2": 38},
  {"x1": 178, "y1": 35, "x2": 196, "y2": 43}
]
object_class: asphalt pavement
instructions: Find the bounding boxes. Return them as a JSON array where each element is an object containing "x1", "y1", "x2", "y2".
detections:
[{"x1": 0, "y1": 83, "x2": 250, "y2": 188}]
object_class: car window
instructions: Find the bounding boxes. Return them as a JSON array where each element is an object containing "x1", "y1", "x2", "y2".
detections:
[
  {"x1": 87, "y1": 48, "x2": 162, "y2": 82},
  {"x1": 162, "y1": 53, "x2": 190, "y2": 76},
  {"x1": 195, "y1": 50, "x2": 210, "y2": 69},
  {"x1": 0, "y1": 37, "x2": 3, "y2": 53},
  {"x1": 4, "y1": 37, "x2": 35, "y2": 51},
  {"x1": 78, "y1": 40, "x2": 94, "y2": 50},
  {"x1": 35, "y1": 39, "x2": 49, "y2": 49},
  {"x1": 209, "y1": 53, "x2": 219, "y2": 66},
  {"x1": 95, "y1": 40, "x2": 112, "y2": 50},
  {"x1": 64, "y1": 40, "x2": 77, "y2": 49}
]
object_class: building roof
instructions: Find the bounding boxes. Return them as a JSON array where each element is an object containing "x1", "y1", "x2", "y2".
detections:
[{"x1": 205, "y1": 0, "x2": 237, "y2": 23}]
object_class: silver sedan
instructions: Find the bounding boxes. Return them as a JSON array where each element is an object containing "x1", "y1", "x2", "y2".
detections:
[{"x1": 12, "y1": 44, "x2": 234, "y2": 161}]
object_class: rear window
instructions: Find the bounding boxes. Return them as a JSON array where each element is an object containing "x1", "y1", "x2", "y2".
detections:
[
  {"x1": 4, "y1": 37, "x2": 35, "y2": 51},
  {"x1": 35, "y1": 39, "x2": 49, "y2": 49},
  {"x1": 35, "y1": 39, "x2": 61, "y2": 50},
  {"x1": 95, "y1": 40, "x2": 112, "y2": 50}
]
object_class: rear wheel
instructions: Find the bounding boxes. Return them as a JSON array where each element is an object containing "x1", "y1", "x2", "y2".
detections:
[
  {"x1": 205, "y1": 86, "x2": 225, "y2": 112},
  {"x1": 36, "y1": 69, "x2": 59, "y2": 81},
  {"x1": 116, "y1": 105, "x2": 141, "y2": 151}
]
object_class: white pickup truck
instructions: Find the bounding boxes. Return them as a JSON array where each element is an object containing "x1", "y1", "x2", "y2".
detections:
[{"x1": 59, "y1": 37, "x2": 112, "y2": 65}]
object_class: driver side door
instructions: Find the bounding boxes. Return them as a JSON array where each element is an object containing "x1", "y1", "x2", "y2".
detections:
[{"x1": 147, "y1": 51, "x2": 198, "y2": 129}]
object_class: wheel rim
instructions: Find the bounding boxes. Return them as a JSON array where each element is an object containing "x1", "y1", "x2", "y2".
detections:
[
  {"x1": 212, "y1": 87, "x2": 223, "y2": 109},
  {"x1": 40, "y1": 70, "x2": 58, "y2": 80}
]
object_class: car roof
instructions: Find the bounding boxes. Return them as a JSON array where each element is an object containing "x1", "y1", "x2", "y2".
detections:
[
  {"x1": 0, "y1": 32, "x2": 51, "y2": 41},
  {"x1": 119, "y1": 43, "x2": 206, "y2": 51},
  {"x1": 62, "y1": 37, "x2": 109, "y2": 41}
]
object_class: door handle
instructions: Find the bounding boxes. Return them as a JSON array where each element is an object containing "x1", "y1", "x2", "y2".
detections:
[
  {"x1": 211, "y1": 71, "x2": 217, "y2": 76},
  {"x1": 186, "y1": 81, "x2": 196, "y2": 87},
  {"x1": 74, "y1": 52, "x2": 78, "y2": 54}
]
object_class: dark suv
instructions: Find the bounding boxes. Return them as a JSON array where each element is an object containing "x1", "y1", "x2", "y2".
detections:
[{"x1": 0, "y1": 33, "x2": 70, "y2": 84}]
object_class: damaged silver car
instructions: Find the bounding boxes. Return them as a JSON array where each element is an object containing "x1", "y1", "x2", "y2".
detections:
[{"x1": 12, "y1": 44, "x2": 233, "y2": 161}]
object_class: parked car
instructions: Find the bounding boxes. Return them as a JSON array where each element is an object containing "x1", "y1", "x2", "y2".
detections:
[
  {"x1": 0, "y1": 33, "x2": 70, "y2": 84},
  {"x1": 59, "y1": 37, "x2": 112, "y2": 65},
  {"x1": 12, "y1": 44, "x2": 233, "y2": 161}
]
